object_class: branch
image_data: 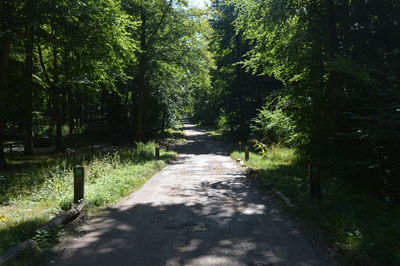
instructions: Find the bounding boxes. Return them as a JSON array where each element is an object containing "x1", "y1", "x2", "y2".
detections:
[
  {"x1": 38, "y1": 44, "x2": 52, "y2": 87},
  {"x1": 147, "y1": 0, "x2": 173, "y2": 46}
]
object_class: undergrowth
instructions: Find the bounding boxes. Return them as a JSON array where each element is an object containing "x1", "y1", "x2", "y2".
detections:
[
  {"x1": 0, "y1": 142, "x2": 176, "y2": 257},
  {"x1": 232, "y1": 146, "x2": 400, "y2": 266}
]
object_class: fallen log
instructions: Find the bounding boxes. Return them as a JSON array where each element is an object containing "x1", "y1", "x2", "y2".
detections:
[
  {"x1": 37, "y1": 201, "x2": 85, "y2": 232},
  {"x1": 0, "y1": 240, "x2": 36, "y2": 265},
  {"x1": 0, "y1": 201, "x2": 85, "y2": 265}
]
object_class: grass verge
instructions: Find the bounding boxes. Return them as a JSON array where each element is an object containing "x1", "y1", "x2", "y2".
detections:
[
  {"x1": 0, "y1": 142, "x2": 176, "y2": 263},
  {"x1": 232, "y1": 147, "x2": 400, "y2": 266}
]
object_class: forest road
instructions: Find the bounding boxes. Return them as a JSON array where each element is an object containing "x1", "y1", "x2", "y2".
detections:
[{"x1": 51, "y1": 122, "x2": 334, "y2": 266}]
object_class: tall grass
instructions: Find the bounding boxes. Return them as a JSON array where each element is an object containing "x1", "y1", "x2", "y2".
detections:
[{"x1": 0, "y1": 142, "x2": 176, "y2": 256}]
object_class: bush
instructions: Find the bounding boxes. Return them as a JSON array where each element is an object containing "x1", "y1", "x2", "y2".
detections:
[
  {"x1": 133, "y1": 141, "x2": 156, "y2": 161},
  {"x1": 251, "y1": 107, "x2": 296, "y2": 147},
  {"x1": 216, "y1": 115, "x2": 230, "y2": 134}
]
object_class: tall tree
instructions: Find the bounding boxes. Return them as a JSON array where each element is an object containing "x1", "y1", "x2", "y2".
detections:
[
  {"x1": 35, "y1": 0, "x2": 136, "y2": 151},
  {"x1": 193, "y1": 0, "x2": 280, "y2": 139},
  {"x1": 231, "y1": 0, "x2": 400, "y2": 196},
  {"x1": 0, "y1": 0, "x2": 16, "y2": 169},
  {"x1": 124, "y1": 0, "x2": 213, "y2": 139},
  {"x1": 0, "y1": 37, "x2": 10, "y2": 168},
  {"x1": 22, "y1": 0, "x2": 37, "y2": 155}
]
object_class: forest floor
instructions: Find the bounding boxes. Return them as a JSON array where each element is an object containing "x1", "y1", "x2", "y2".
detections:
[{"x1": 47, "y1": 123, "x2": 334, "y2": 266}]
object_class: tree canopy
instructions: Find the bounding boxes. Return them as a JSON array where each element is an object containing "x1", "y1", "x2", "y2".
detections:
[
  {"x1": 192, "y1": 0, "x2": 400, "y2": 199},
  {"x1": 0, "y1": 0, "x2": 213, "y2": 168}
]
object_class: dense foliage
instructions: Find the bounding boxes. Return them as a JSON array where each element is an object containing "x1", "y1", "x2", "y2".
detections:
[
  {"x1": 0, "y1": 0, "x2": 212, "y2": 169},
  {"x1": 193, "y1": 0, "x2": 400, "y2": 200},
  {"x1": 192, "y1": 0, "x2": 281, "y2": 140}
]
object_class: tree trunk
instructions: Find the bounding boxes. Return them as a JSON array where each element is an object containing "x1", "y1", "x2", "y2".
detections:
[
  {"x1": 235, "y1": 34, "x2": 246, "y2": 139},
  {"x1": 76, "y1": 90, "x2": 82, "y2": 127},
  {"x1": 67, "y1": 87, "x2": 74, "y2": 136},
  {"x1": 52, "y1": 47, "x2": 63, "y2": 152},
  {"x1": 23, "y1": 28, "x2": 34, "y2": 156},
  {"x1": 326, "y1": 0, "x2": 339, "y2": 102},
  {"x1": 0, "y1": 38, "x2": 10, "y2": 169},
  {"x1": 325, "y1": 0, "x2": 341, "y2": 147},
  {"x1": 133, "y1": 9, "x2": 147, "y2": 141},
  {"x1": 54, "y1": 88, "x2": 63, "y2": 152},
  {"x1": 326, "y1": 0, "x2": 338, "y2": 58},
  {"x1": 64, "y1": 51, "x2": 74, "y2": 136},
  {"x1": 133, "y1": 67, "x2": 146, "y2": 141},
  {"x1": 161, "y1": 110, "x2": 166, "y2": 134}
]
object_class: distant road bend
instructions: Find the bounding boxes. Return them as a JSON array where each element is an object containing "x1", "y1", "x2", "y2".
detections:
[{"x1": 52, "y1": 122, "x2": 333, "y2": 266}]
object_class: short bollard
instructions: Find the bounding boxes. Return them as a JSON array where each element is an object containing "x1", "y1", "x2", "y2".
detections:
[
  {"x1": 239, "y1": 141, "x2": 242, "y2": 153},
  {"x1": 309, "y1": 164, "x2": 321, "y2": 200},
  {"x1": 155, "y1": 146, "x2": 160, "y2": 160},
  {"x1": 245, "y1": 146, "x2": 249, "y2": 161},
  {"x1": 73, "y1": 166, "x2": 85, "y2": 203}
]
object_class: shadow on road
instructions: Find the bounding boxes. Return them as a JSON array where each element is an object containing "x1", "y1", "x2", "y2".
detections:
[
  {"x1": 57, "y1": 175, "x2": 323, "y2": 265},
  {"x1": 54, "y1": 122, "x2": 328, "y2": 266},
  {"x1": 172, "y1": 125, "x2": 229, "y2": 156}
]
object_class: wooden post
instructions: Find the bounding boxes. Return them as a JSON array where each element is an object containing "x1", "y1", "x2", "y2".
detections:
[
  {"x1": 155, "y1": 146, "x2": 160, "y2": 160},
  {"x1": 73, "y1": 166, "x2": 85, "y2": 203},
  {"x1": 309, "y1": 164, "x2": 321, "y2": 200},
  {"x1": 245, "y1": 146, "x2": 249, "y2": 161},
  {"x1": 239, "y1": 141, "x2": 242, "y2": 153}
]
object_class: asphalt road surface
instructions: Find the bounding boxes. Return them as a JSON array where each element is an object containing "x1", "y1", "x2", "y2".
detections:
[{"x1": 51, "y1": 123, "x2": 333, "y2": 266}]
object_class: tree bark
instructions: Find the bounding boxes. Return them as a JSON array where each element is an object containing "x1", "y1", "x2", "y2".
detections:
[
  {"x1": 234, "y1": 34, "x2": 246, "y2": 140},
  {"x1": 161, "y1": 110, "x2": 166, "y2": 134},
  {"x1": 326, "y1": 0, "x2": 339, "y2": 100},
  {"x1": 326, "y1": 0, "x2": 338, "y2": 58},
  {"x1": 133, "y1": 64, "x2": 146, "y2": 141},
  {"x1": 0, "y1": 38, "x2": 10, "y2": 169},
  {"x1": 54, "y1": 88, "x2": 63, "y2": 152},
  {"x1": 23, "y1": 27, "x2": 34, "y2": 156},
  {"x1": 64, "y1": 51, "x2": 74, "y2": 136},
  {"x1": 133, "y1": 8, "x2": 147, "y2": 141},
  {"x1": 325, "y1": 0, "x2": 341, "y2": 144},
  {"x1": 67, "y1": 87, "x2": 74, "y2": 136},
  {"x1": 52, "y1": 47, "x2": 63, "y2": 152}
]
